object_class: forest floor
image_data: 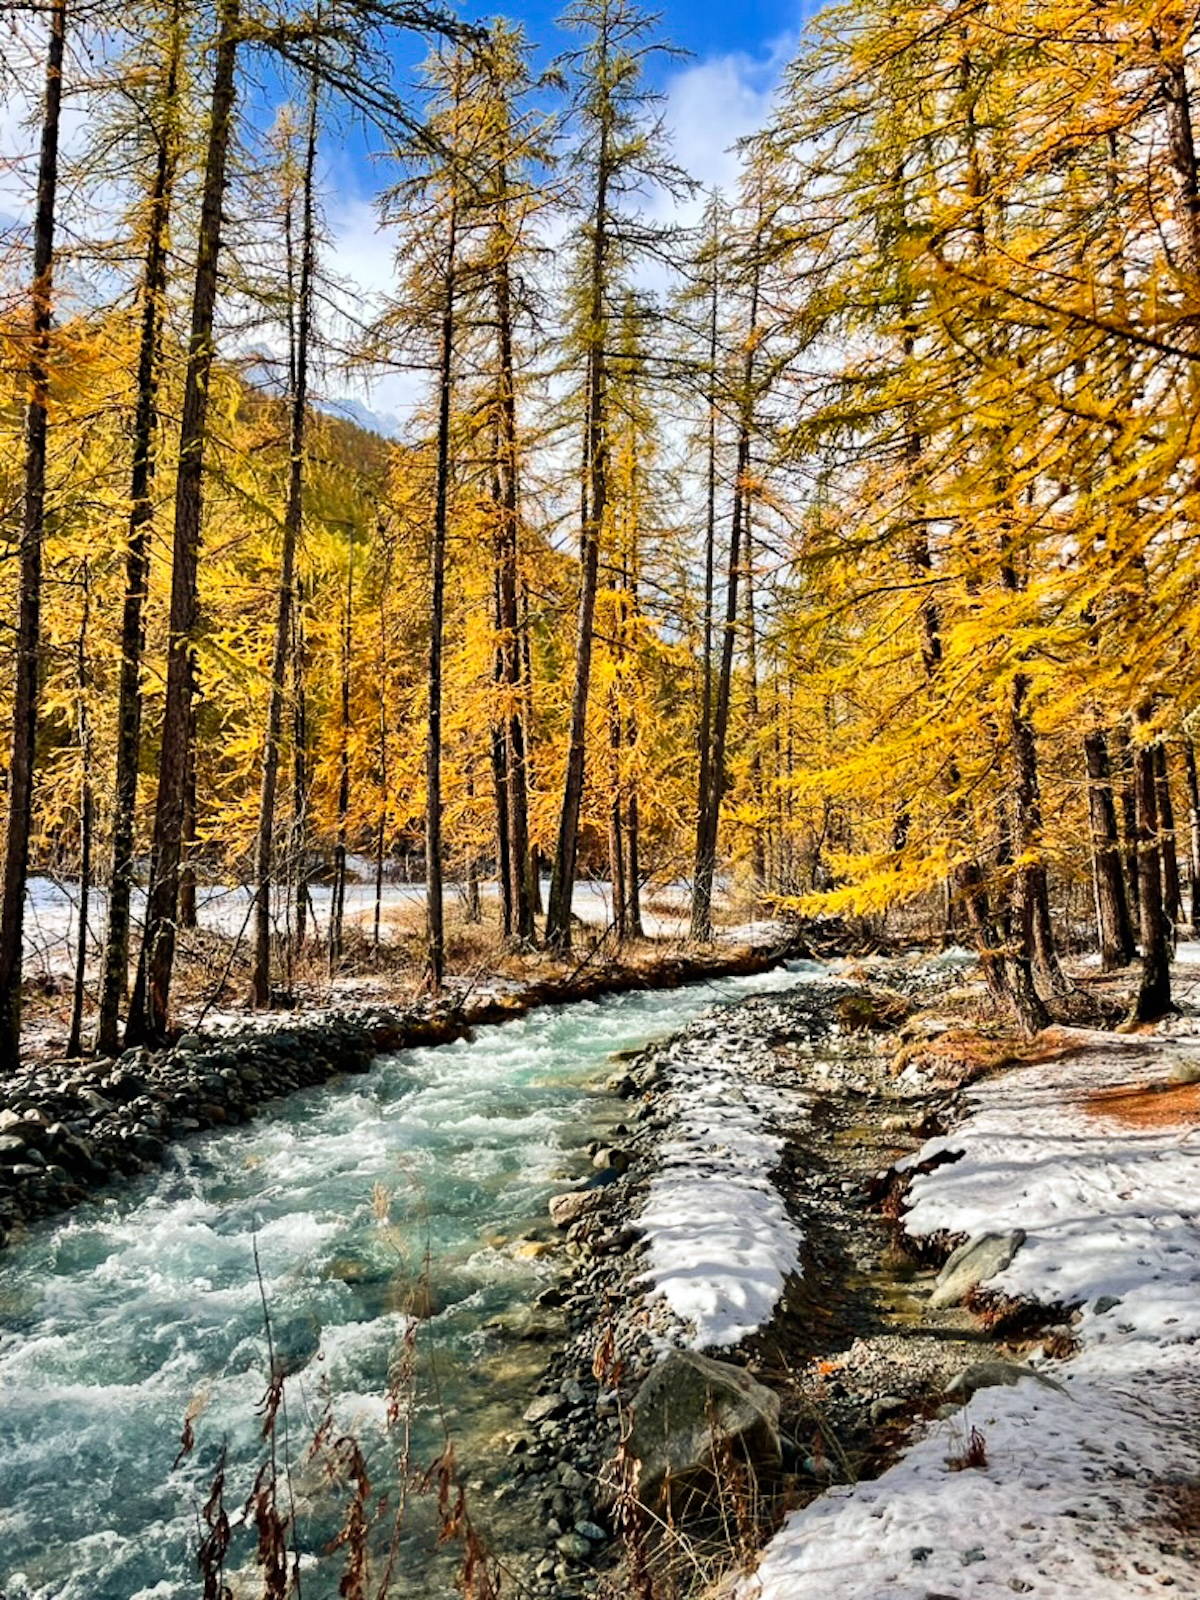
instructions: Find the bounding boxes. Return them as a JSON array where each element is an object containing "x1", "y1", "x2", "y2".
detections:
[{"x1": 610, "y1": 947, "x2": 1200, "y2": 1600}]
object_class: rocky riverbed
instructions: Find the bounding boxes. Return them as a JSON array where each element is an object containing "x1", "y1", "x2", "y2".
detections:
[{"x1": 506, "y1": 961, "x2": 1076, "y2": 1599}]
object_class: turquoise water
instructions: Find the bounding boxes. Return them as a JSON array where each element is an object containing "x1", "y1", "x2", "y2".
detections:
[{"x1": 0, "y1": 965, "x2": 814, "y2": 1599}]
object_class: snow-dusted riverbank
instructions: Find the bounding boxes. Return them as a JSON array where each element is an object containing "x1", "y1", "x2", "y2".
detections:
[{"x1": 742, "y1": 1020, "x2": 1200, "y2": 1598}]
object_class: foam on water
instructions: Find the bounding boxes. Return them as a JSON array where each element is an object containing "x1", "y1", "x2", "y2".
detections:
[{"x1": 0, "y1": 964, "x2": 816, "y2": 1599}]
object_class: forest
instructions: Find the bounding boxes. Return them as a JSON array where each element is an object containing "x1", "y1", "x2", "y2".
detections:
[{"x1": 1, "y1": 0, "x2": 1198, "y2": 1067}]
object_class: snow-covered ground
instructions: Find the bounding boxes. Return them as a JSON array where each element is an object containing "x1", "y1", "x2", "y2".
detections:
[
  {"x1": 742, "y1": 1024, "x2": 1200, "y2": 1598},
  {"x1": 636, "y1": 971, "x2": 858, "y2": 1351},
  {"x1": 17, "y1": 873, "x2": 782, "y2": 979}
]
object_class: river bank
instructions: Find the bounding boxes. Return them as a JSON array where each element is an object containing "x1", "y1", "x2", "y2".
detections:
[
  {"x1": 523, "y1": 945, "x2": 1200, "y2": 1600},
  {"x1": 0, "y1": 936, "x2": 814, "y2": 1253}
]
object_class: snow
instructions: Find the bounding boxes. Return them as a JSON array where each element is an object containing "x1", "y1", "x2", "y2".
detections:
[
  {"x1": 18, "y1": 874, "x2": 779, "y2": 978},
  {"x1": 742, "y1": 1028, "x2": 1200, "y2": 1598},
  {"x1": 636, "y1": 979, "x2": 837, "y2": 1351}
]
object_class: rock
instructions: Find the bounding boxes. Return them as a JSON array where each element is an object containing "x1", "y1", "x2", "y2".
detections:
[
  {"x1": 513, "y1": 1239, "x2": 555, "y2": 1260},
  {"x1": 555, "y1": 1533, "x2": 592, "y2": 1561},
  {"x1": 549, "y1": 1190, "x2": 604, "y2": 1229},
  {"x1": 0, "y1": 1136, "x2": 28, "y2": 1164},
  {"x1": 524, "y1": 1393, "x2": 567, "y2": 1425},
  {"x1": 929, "y1": 1230, "x2": 1026, "y2": 1309},
  {"x1": 870, "y1": 1394, "x2": 908, "y2": 1425},
  {"x1": 1167, "y1": 1057, "x2": 1200, "y2": 1084},
  {"x1": 592, "y1": 1146, "x2": 631, "y2": 1174},
  {"x1": 944, "y1": 1361, "x2": 1069, "y2": 1402},
  {"x1": 624, "y1": 1351, "x2": 781, "y2": 1512},
  {"x1": 575, "y1": 1520, "x2": 607, "y2": 1542},
  {"x1": 1093, "y1": 1294, "x2": 1122, "y2": 1316}
]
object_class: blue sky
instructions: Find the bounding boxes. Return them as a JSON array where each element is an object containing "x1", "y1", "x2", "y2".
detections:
[{"x1": 316, "y1": 0, "x2": 810, "y2": 420}]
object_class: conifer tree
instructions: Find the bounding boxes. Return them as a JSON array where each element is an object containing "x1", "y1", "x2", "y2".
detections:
[
  {"x1": 545, "y1": 0, "x2": 685, "y2": 952},
  {"x1": 0, "y1": 0, "x2": 68, "y2": 1064}
]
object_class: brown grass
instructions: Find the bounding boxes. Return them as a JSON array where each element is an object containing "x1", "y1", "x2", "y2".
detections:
[
  {"x1": 890, "y1": 1025, "x2": 1091, "y2": 1089},
  {"x1": 1083, "y1": 1079, "x2": 1200, "y2": 1131}
]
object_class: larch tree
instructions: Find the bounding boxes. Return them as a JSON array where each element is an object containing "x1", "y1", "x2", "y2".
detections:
[
  {"x1": 544, "y1": 0, "x2": 686, "y2": 952},
  {"x1": 0, "y1": 0, "x2": 68, "y2": 1065}
]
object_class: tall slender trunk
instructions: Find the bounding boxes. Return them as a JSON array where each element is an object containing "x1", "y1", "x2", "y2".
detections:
[
  {"x1": 490, "y1": 570, "x2": 514, "y2": 938},
  {"x1": 425, "y1": 184, "x2": 458, "y2": 992},
  {"x1": 692, "y1": 253, "x2": 760, "y2": 941},
  {"x1": 178, "y1": 698, "x2": 198, "y2": 929},
  {"x1": 1155, "y1": 744, "x2": 1182, "y2": 934},
  {"x1": 329, "y1": 547, "x2": 352, "y2": 969},
  {"x1": 0, "y1": 0, "x2": 67, "y2": 1064},
  {"x1": 127, "y1": 0, "x2": 240, "y2": 1044},
  {"x1": 373, "y1": 574, "x2": 390, "y2": 954},
  {"x1": 291, "y1": 576, "x2": 310, "y2": 950},
  {"x1": 1134, "y1": 718, "x2": 1173, "y2": 1020},
  {"x1": 693, "y1": 222, "x2": 719, "y2": 927},
  {"x1": 492, "y1": 225, "x2": 534, "y2": 945},
  {"x1": 250, "y1": 69, "x2": 318, "y2": 1008},
  {"x1": 546, "y1": 98, "x2": 612, "y2": 953},
  {"x1": 520, "y1": 581, "x2": 542, "y2": 915},
  {"x1": 743, "y1": 507, "x2": 765, "y2": 890},
  {"x1": 97, "y1": 9, "x2": 181, "y2": 1054},
  {"x1": 1184, "y1": 742, "x2": 1200, "y2": 928},
  {"x1": 1112, "y1": 724, "x2": 1141, "y2": 916},
  {"x1": 67, "y1": 563, "x2": 93, "y2": 1060},
  {"x1": 624, "y1": 559, "x2": 644, "y2": 939},
  {"x1": 1005, "y1": 676, "x2": 1053, "y2": 1028},
  {"x1": 1084, "y1": 727, "x2": 1136, "y2": 968},
  {"x1": 607, "y1": 688, "x2": 626, "y2": 941}
]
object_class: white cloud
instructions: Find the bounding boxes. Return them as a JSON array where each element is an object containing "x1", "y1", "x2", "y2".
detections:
[{"x1": 657, "y1": 37, "x2": 794, "y2": 217}]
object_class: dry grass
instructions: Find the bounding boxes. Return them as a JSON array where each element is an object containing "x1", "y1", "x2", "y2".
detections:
[
  {"x1": 890, "y1": 1024, "x2": 1092, "y2": 1089},
  {"x1": 1083, "y1": 1079, "x2": 1200, "y2": 1131}
]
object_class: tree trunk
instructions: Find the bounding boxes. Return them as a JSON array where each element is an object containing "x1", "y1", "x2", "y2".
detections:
[
  {"x1": 1133, "y1": 721, "x2": 1173, "y2": 1020},
  {"x1": 1084, "y1": 728, "x2": 1136, "y2": 968},
  {"x1": 127, "y1": 0, "x2": 239, "y2": 1044},
  {"x1": 520, "y1": 582, "x2": 542, "y2": 916},
  {"x1": 693, "y1": 250, "x2": 761, "y2": 941},
  {"x1": 1112, "y1": 724, "x2": 1141, "y2": 916},
  {"x1": 425, "y1": 184, "x2": 457, "y2": 992},
  {"x1": 743, "y1": 508, "x2": 766, "y2": 891},
  {"x1": 97, "y1": 8, "x2": 181, "y2": 1054},
  {"x1": 179, "y1": 701, "x2": 198, "y2": 930},
  {"x1": 291, "y1": 576, "x2": 310, "y2": 952},
  {"x1": 0, "y1": 0, "x2": 67, "y2": 1064},
  {"x1": 67, "y1": 562, "x2": 93, "y2": 1060},
  {"x1": 493, "y1": 228, "x2": 534, "y2": 945},
  {"x1": 329, "y1": 547, "x2": 353, "y2": 970},
  {"x1": 1155, "y1": 743, "x2": 1182, "y2": 934},
  {"x1": 692, "y1": 212, "x2": 719, "y2": 936},
  {"x1": 250, "y1": 69, "x2": 317, "y2": 1008},
  {"x1": 1008, "y1": 675, "x2": 1066, "y2": 997},
  {"x1": 1184, "y1": 742, "x2": 1200, "y2": 929},
  {"x1": 546, "y1": 93, "x2": 612, "y2": 954},
  {"x1": 607, "y1": 689, "x2": 626, "y2": 941}
]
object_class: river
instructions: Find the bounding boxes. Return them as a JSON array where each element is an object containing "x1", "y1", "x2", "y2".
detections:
[{"x1": 0, "y1": 963, "x2": 816, "y2": 1600}]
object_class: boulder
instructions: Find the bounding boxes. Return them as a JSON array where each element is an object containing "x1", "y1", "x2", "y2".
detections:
[
  {"x1": 929, "y1": 1230, "x2": 1026, "y2": 1309},
  {"x1": 625, "y1": 1351, "x2": 782, "y2": 1511}
]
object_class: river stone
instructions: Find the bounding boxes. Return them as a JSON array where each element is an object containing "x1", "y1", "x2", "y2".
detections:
[
  {"x1": 1167, "y1": 1057, "x2": 1200, "y2": 1084},
  {"x1": 524, "y1": 1392, "x2": 567, "y2": 1425},
  {"x1": 0, "y1": 1136, "x2": 28, "y2": 1163},
  {"x1": 929, "y1": 1230, "x2": 1026, "y2": 1309},
  {"x1": 549, "y1": 1190, "x2": 604, "y2": 1229},
  {"x1": 555, "y1": 1533, "x2": 592, "y2": 1561},
  {"x1": 625, "y1": 1351, "x2": 781, "y2": 1511}
]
